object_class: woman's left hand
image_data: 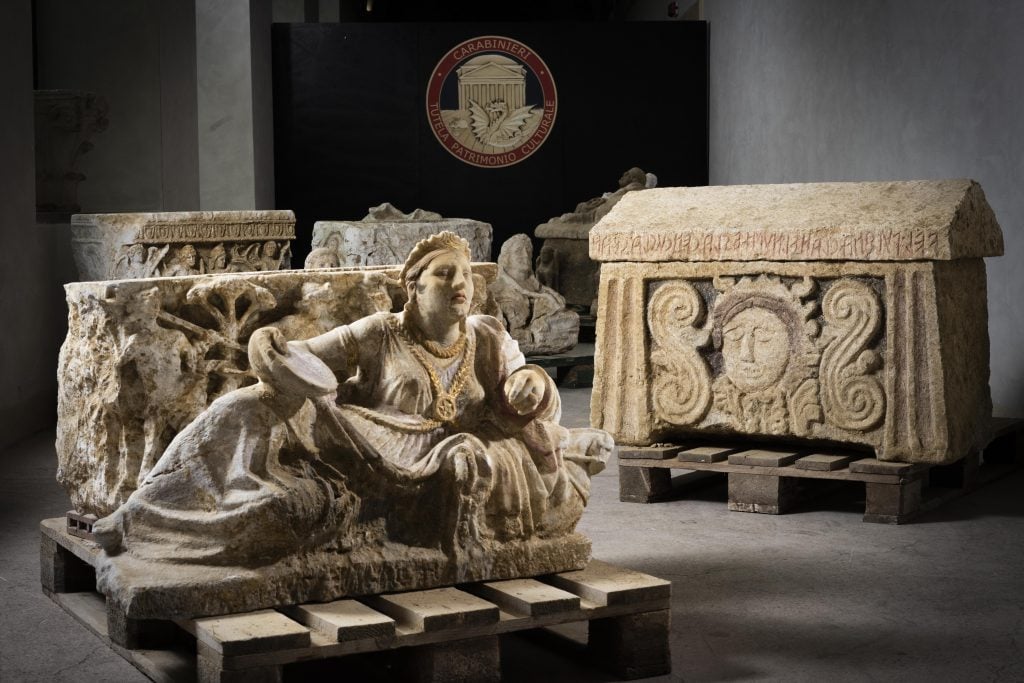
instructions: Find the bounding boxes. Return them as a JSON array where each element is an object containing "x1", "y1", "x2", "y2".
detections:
[{"x1": 504, "y1": 367, "x2": 547, "y2": 416}]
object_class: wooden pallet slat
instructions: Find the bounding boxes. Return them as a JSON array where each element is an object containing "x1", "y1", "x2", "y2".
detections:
[
  {"x1": 363, "y1": 587, "x2": 500, "y2": 632},
  {"x1": 288, "y1": 600, "x2": 396, "y2": 642},
  {"x1": 193, "y1": 610, "x2": 311, "y2": 656},
  {"x1": 468, "y1": 578, "x2": 581, "y2": 617},
  {"x1": 677, "y1": 445, "x2": 736, "y2": 463},
  {"x1": 728, "y1": 449, "x2": 802, "y2": 467},
  {"x1": 796, "y1": 454, "x2": 853, "y2": 471},
  {"x1": 544, "y1": 559, "x2": 671, "y2": 607}
]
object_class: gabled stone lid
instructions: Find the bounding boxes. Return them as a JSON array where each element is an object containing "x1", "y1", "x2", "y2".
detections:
[{"x1": 590, "y1": 180, "x2": 1003, "y2": 262}]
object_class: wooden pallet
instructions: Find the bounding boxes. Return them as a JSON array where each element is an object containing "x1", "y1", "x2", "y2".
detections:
[
  {"x1": 618, "y1": 416, "x2": 1024, "y2": 524},
  {"x1": 40, "y1": 517, "x2": 670, "y2": 682}
]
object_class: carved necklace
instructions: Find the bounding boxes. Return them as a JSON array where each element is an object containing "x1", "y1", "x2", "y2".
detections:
[{"x1": 389, "y1": 316, "x2": 476, "y2": 423}]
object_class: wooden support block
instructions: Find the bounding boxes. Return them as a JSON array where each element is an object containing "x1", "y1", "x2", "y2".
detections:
[
  {"x1": 40, "y1": 533, "x2": 95, "y2": 594},
  {"x1": 545, "y1": 559, "x2": 670, "y2": 607},
  {"x1": 864, "y1": 478, "x2": 923, "y2": 524},
  {"x1": 929, "y1": 451, "x2": 980, "y2": 490},
  {"x1": 728, "y1": 472, "x2": 799, "y2": 514},
  {"x1": 194, "y1": 610, "x2": 310, "y2": 656},
  {"x1": 406, "y1": 635, "x2": 500, "y2": 683},
  {"x1": 618, "y1": 464, "x2": 672, "y2": 503},
  {"x1": 588, "y1": 609, "x2": 671, "y2": 679},
  {"x1": 796, "y1": 454, "x2": 853, "y2": 471},
  {"x1": 289, "y1": 600, "x2": 396, "y2": 642},
  {"x1": 365, "y1": 587, "x2": 499, "y2": 632},
  {"x1": 728, "y1": 449, "x2": 801, "y2": 467},
  {"x1": 849, "y1": 458, "x2": 915, "y2": 476},
  {"x1": 106, "y1": 601, "x2": 181, "y2": 650},
  {"x1": 618, "y1": 445, "x2": 683, "y2": 460},
  {"x1": 469, "y1": 578, "x2": 580, "y2": 617},
  {"x1": 197, "y1": 650, "x2": 282, "y2": 683},
  {"x1": 677, "y1": 446, "x2": 735, "y2": 463}
]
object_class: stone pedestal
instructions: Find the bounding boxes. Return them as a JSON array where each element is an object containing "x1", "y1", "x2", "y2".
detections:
[
  {"x1": 70, "y1": 210, "x2": 296, "y2": 280},
  {"x1": 590, "y1": 180, "x2": 1004, "y2": 465}
]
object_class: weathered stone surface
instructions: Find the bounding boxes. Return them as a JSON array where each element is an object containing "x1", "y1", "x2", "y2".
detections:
[
  {"x1": 590, "y1": 179, "x2": 1003, "y2": 262},
  {"x1": 591, "y1": 180, "x2": 1002, "y2": 465},
  {"x1": 70, "y1": 210, "x2": 296, "y2": 280},
  {"x1": 307, "y1": 203, "x2": 491, "y2": 267},
  {"x1": 535, "y1": 167, "x2": 657, "y2": 309},
  {"x1": 491, "y1": 234, "x2": 579, "y2": 355},
  {"x1": 59, "y1": 233, "x2": 610, "y2": 620}
]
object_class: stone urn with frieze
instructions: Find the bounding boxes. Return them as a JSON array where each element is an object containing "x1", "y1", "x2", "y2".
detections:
[{"x1": 589, "y1": 180, "x2": 1003, "y2": 465}]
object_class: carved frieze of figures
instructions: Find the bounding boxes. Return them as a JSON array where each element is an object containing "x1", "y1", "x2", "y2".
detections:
[
  {"x1": 644, "y1": 274, "x2": 886, "y2": 443},
  {"x1": 71, "y1": 210, "x2": 296, "y2": 281}
]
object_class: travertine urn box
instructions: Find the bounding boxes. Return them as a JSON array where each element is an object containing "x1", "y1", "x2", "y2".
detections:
[
  {"x1": 590, "y1": 180, "x2": 1003, "y2": 465},
  {"x1": 71, "y1": 210, "x2": 295, "y2": 280}
]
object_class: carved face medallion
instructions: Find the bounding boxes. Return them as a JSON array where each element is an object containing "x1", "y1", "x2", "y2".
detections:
[
  {"x1": 426, "y1": 36, "x2": 557, "y2": 168},
  {"x1": 721, "y1": 307, "x2": 790, "y2": 391}
]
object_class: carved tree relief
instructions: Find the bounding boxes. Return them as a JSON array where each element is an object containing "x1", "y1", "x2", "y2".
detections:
[
  {"x1": 647, "y1": 281, "x2": 713, "y2": 425},
  {"x1": 819, "y1": 278, "x2": 885, "y2": 432}
]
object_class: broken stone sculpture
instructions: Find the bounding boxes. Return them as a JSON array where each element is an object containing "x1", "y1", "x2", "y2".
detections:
[
  {"x1": 70, "y1": 210, "x2": 295, "y2": 281},
  {"x1": 590, "y1": 179, "x2": 1003, "y2": 465},
  {"x1": 58, "y1": 235, "x2": 609, "y2": 620},
  {"x1": 306, "y1": 203, "x2": 491, "y2": 268},
  {"x1": 491, "y1": 234, "x2": 580, "y2": 355},
  {"x1": 535, "y1": 167, "x2": 657, "y2": 310},
  {"x1": 34, "y1": 90, "x2": 109, "y2": 216}
]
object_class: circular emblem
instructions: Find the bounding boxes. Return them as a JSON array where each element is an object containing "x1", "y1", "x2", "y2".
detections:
[
  {"x1": 433, "y1": 394, "x2": 458, "y2": 422},
  {"x1": 426, "y1": 35, "x2": 557, "y2": 168}
]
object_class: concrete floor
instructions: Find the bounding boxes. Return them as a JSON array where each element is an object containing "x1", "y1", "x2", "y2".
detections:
[{"x1": 2, "y1": 387, "x2": 1023, "y2": 682}]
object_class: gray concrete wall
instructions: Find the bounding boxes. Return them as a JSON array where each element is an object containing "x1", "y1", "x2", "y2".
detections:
[
  {"x1": 34, "y1": 0, "x2": 200, "y2": 212},
  {"x1": 705, "y1": 0, "x2": 1024, "y2": 415},
  {"x1": 0, "y1": 2, "x2": 54, "y2": 450},
  {"x1": 197, "y1": 0, "x2": 275, "y2": 210}
]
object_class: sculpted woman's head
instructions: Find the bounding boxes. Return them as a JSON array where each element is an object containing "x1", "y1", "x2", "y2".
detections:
[{"x1": 400, "y1": 231, "x2": 474, "y2": 323}]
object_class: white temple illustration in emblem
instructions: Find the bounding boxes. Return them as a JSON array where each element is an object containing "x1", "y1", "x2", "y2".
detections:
[{"x1": 441, "y1": 55, "x2": 544, "y2": 152}]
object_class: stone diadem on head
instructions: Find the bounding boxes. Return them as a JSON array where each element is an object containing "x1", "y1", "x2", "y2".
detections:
[{"x1": 400, "y1": 231, "x2": 472, "y2": 285}]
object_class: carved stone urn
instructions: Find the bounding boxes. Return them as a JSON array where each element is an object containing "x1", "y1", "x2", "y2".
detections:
[{"x1": 590, "y1": 180, "x2": 1003, "y2": 465}]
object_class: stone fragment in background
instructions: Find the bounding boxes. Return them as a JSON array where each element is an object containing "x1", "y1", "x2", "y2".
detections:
[
  {"x1": 70, "y1": 210, "x2": 296, "y2": 280},
  {"x1": 492, "y1": 234, "x2": 579, "y2": 355},
  {"x1": 306, "y1": 203, "x2": 491, "y2": 268},
  {"x1": 535, "y1": 167, "x2": 656, "y2": 310},
  {"x1": 591, "y1": 179, "x2": 1003, "y2": 465}
]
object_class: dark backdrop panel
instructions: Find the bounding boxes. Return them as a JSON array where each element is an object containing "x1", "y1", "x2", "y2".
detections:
[{"x1": 272, "y1": 22, "x2": 708, "y2": 264}]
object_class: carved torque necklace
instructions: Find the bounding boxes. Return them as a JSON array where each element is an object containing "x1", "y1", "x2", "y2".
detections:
[{"x1": 390, "y1": 316, "x2": 476, "y2": 423}]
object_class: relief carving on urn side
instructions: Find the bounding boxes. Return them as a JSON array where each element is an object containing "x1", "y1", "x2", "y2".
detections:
[
  {"x1": 709, "y1": 275, "x2": 822, "y2": 436},
  {"x1": 647, "y1": 281, "x2": 712, "y2": 426},
  {"x1": 818, "y1": 278, "x2": 885, "y2": 432},
  {"x1": 646, "y1": 274, "x2": 888, "y2": 441}
]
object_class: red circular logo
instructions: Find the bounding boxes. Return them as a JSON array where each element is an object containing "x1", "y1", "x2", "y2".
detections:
[{"x1": 426, "y1": 36, "x2": 557, "y2": 168}]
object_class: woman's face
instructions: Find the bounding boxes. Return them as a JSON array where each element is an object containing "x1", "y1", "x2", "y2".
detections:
[{"x1": 413, "y1": 251, "x2": 474, "y2": 323}]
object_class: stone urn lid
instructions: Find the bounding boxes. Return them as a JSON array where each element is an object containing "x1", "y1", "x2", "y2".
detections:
[{"x1": 589, "y1": 179, "x2": 1003, "y2": 263}]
